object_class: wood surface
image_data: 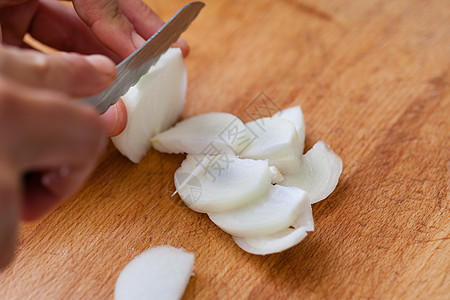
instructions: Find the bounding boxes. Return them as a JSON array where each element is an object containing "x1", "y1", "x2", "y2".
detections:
[{"x1": 1, "y1": 0, "x2": 449, "y2": 299}]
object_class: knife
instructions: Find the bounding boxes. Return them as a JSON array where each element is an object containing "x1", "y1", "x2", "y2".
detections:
[{"x1": 79, "y1": 1, "x2": 205, "y2": 114}]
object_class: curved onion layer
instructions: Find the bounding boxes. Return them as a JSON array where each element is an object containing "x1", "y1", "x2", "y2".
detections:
[
  {"x1": 273, "y1": 106, "x2": 305, "y2": 153},
  {"x1": 152, "y1": 113, "x2": 249, "y2": 155},
  {"x1": 208, "y1": 185, "x2": 309, "y2": 238},
  {"x1": 233, "y1": 226, "x2": 309, "y2": 255},
  {"x1": 241, "y1": 117, "x2": 302, "y2": 174},
  {"x1": 144, "y1": 105, "x2": 342, "y2": 255},
  {"x1": 175, "y1": 155, "x2": 272, "y2": 213},
  {"x1": 280, "y1": 141, "x2": 343, "y2": 204},
  {"x1": 243, "y1": 117, "x2": 300, "y2": 157},
  {"x1": 112, "y1": 48, "x2": 187, "y2": 163},
  {"x1": 232, "y1": 195, "x2": 314, "y2": 255},
  {"x1": 115, "y1": 246, "x2": 194, "y2": 300}
]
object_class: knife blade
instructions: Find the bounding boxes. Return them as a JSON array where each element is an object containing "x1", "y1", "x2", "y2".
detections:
[{"x1": 79, "y1": 1, "x2": 205, "y2": 114}]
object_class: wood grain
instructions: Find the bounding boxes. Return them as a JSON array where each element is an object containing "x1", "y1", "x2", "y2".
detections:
[{"x1": 1, "y1": 0, "x2": 449, "y2": 299}]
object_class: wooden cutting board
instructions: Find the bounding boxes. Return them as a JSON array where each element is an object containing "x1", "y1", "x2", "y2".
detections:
[{"x1": 1, "y1": 0, "x2": 449, "y2": 299}]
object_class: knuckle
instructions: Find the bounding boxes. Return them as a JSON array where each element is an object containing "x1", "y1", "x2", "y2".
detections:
[
  {"x1": 25, "y1": 52, "x2": 52, "y2": 81},
  {"x1": 34, "y1": 53, "x2": 87, "y2": 86}
]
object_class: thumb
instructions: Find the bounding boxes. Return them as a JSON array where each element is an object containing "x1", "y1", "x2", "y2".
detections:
[{"x1": 72, "y1": 0, "x2": 145, "y2": 58}]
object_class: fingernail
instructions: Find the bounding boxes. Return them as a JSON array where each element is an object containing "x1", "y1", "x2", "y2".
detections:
[
  {"x1": 132, "y1": 31, "x2": 146, "y2": 49},
  {"x1": 99, "y1": 98, "x2": 127, "y2": 137},
  {"x1": 85, "y1": 55, "x2": 116, "y2": 77},
  {"x1": 99, "y1": 103, "x2": 117, "y2": 136}
]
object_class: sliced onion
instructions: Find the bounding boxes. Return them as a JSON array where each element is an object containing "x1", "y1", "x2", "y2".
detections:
[
  {"x1": 273, "y1": 106, "x2": 305, "y2": 153},
  {"x1": 143, "y1": 103, "x2": 342, "y2": 255},
  {"x1": 233, "y1": 226, "x2": 309, "y2": 255},
  {"x1": 152, "y1": 113, "x2": 249, "y2": 155},
  {"x1": 175, "y1": 154, "x2": 272, "y2": 213},
  {"x1": 241, "y1": 117, "x2": 301, "y2": 174},
  {"x1": 267, "y1": 153, "x2": 303, "y2": 177},
  {"x1": 281, "y1": 140, "x2": 342, "y2": 204},
  {"x1": 115, "y1": 246, "x2": 194, "y2": 300},
  {"x1": 232, "y1": 194, "x2": 314, "y2": 255},
  {"x1": 208, "y1": 185, "x2": 309, "y2": 237},
  {"x1": 112, "y1": 48, "x2": 187, "y2": 163}
]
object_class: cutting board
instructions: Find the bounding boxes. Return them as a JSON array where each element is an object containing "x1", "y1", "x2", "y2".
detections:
[{"x1": 1, "y1": 0, "x2": 449, "y2": 299}]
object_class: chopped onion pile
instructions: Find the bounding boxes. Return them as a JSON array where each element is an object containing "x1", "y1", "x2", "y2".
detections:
[
  {"x1": 150, "y1": 105, "x2": 342, "y2": 255},
  {"x1": 109, "y1": 56, "x2": 341, "y2": 254},
  {"x1": 115, "y1": 246, "x2": 194, "y2": 300},
  {"x1": 108, "y1": 49, "x2": 341, "y2": 254}
]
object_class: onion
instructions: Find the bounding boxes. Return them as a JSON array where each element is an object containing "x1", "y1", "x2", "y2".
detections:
[
  {"x1": 241, "y1": 117, "x2": 302, "y2": 175},
  {"x1": 152, "y1": 112, "x2": 249, "y2": 154},
  {"x1": 280, "y1": 140, "x2": 343, "y2": 204},
  {"x1": 243, "y1": 117, "x2": 300, "y2": 157},
  {"x1": 112, "y1": 48, "x2": 187, "y2": 163},
  {"x1": 174, "y1": 154, "x2": 272, "y2": 213},
  {"x1": 114, "y1": 246, "x2": 194, "y2": 300},
  {"x1": 123, "y1": 103, "x2": 342, "y2": 255},
  {"x1": 269, "y1": 166, "x2": 284, "y2": 184},
  {"x1": 232, "y1": 192, "x2": 314, "y2": 255},
  {"x1": 273, "y1": 106, "x2": 305, "y2": 153},
  {"x1": 232, "y1": 226, "x2": 309, "y2": 255},
  {"x1": 208, "y1": 185, "x2": 309, "y2": 237}
]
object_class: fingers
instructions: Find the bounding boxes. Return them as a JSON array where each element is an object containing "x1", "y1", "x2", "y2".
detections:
[
  {"x1": 72, "y1": 0, "x2": 144, "y2": 58},
  {"x1": 72, "y1": 0, "x2": 189, "y2": 58},
  {"x1": 0, "y1": 76, "x2": 107, "y2": 221},
  {"x1": 0, "y1": 45, "x2": 125, "y2": 135},
  {"x1": 28, "y1": 0, "x2": 121, "y2": 63},
  {"x1": 118, "y1": 0, "x2": 189, "y2": 57},
  {"x1": 117, "y1": 0, "x2": 163, "y2": 39},
  {"x1": 0, "y1": 158, "x2": 20, "y2": 270},
  {"x1": 0, "y1": 46, "x2": 116, "y2": 97},
  {"x1": 99, "y1": 98, "x2": 128, "y2": 137}
]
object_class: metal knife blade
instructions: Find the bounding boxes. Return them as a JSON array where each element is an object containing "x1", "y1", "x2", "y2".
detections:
[{"x1": 79, "y1": 1, "x2": 204, "y2": 114}]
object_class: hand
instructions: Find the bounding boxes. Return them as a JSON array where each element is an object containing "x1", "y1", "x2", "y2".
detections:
[
  {"x1": 0, "y1": 75, "x2": 107, "y2": 268},
  {"x1": 0, "y1": 0, "x2": 189, "y2": 135},
  {"x1": 0, "y1": 0, "x2": 189, "y2": 269}
]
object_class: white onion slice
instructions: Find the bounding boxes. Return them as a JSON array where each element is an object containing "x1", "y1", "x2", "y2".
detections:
[
  {"x1": 232, "y1": 195, "x2": 314, "y2": 255},
  {"x1": 115, "y1": 246, "x2": 194, "y2": 300},
  {"x1": 175, "y1": 154, "x2": 272, "y2": 213},
  {"x1": 281, "y1": 140, "x2": 342, "y2": 204},
  {"x1": 267, "y1": 153, "x2": 303, "y2": 176},
  {"x1": 273, "y1": 106, "x2": 305, "y2": 153},
  {"x1": 233, "y1": 226, "x2": 309, "y2": 255},
  {"x1": 145, "y1": 104, "x2": 342, "y2": 255},
  {"x1": 241, "y1": 117, "x2": 301, "y2": 174},
  {"x1": 152, "y1": 113, "x2": 249, "y2": 154},
  {"x1": 208, "y1": 185, "x2": 309, "y2": 237},
  {"x1": 112, "y1": 48, "x2": 187, "y2": 163}
]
